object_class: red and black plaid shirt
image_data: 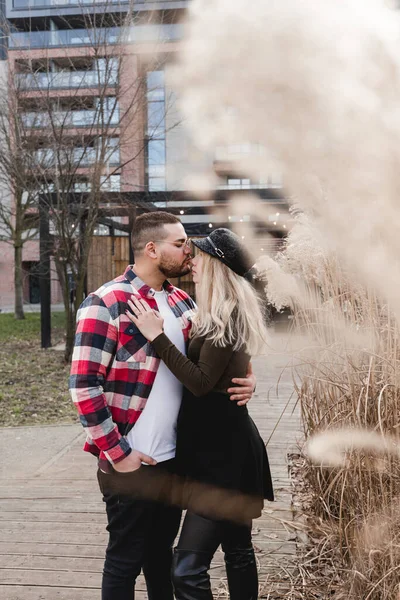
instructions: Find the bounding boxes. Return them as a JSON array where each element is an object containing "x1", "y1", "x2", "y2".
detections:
[{"x1": 69, "y1": 266, "x2": 196, "y2": 466}]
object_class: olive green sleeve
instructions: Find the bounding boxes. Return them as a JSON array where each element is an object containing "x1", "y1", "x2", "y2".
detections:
[{"x1": 151, "y1": 333, "x2": 234, "y2": 397}]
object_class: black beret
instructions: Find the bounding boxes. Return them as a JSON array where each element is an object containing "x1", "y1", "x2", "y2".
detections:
[{"x1": 192, "y1": 228, "x2": 254, "y2": 277}]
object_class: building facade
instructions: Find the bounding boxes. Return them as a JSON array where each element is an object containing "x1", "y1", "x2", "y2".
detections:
[{"x1": 0, "y1": 0, "x2": 287, "y2": 309}]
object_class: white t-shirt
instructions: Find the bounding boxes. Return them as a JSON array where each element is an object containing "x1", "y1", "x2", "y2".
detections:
[{"x1": 126, "y1": 290, "x2": 186, "y2": 463}]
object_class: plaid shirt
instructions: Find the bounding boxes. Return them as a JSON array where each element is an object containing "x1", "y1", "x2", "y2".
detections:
[{"x1": 69, "y1": 266, "x2": 196, "y2": 466}]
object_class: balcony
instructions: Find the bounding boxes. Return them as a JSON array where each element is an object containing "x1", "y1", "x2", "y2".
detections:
[
  {"x1": 21, "y1": 107, "x2": 120, "y2": 128},
  {"x1": 16, "y1": 69, "x2": 118, "y2": 90},
  {"x1": 9, "y1": 23, "x2": 183, "y2": 49},
  {"x1": 13, "y1": 0, "x2": 127, "y2": 6},
  {"x1": 217, "y1": 181, "x2": 283, "y2": 190},
  {"x1": 135, "y1": 0, "x2": 189, "y2": 5},
  {"x1": 12, "y1": 0, "x2": 186, "y2": 7},
  {"x1": 35, "y1": 145, "x2": 120, "y2": 167}
]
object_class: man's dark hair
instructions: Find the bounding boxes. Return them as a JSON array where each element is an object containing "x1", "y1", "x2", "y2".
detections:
[{"x1": 132, "y1": 211, "x2": 181, "y2": 253}]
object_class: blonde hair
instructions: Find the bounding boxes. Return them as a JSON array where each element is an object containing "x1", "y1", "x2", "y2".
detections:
[{"x1": 191, "y1": 251, "x2": 268, "y2": 355}]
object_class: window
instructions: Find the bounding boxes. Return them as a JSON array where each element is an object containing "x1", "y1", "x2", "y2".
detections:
[
  {"x1": 93, "y1": 224, "x2": 110, "y2": 236},
  {"x1": 74, "y1": 181, "x2": 92, "y2": 193},
  {"x1": 148, "y1": 140, "x2": 166, "y2": 169},
  {"x1": 149, "y1": 178, "x2": 166, "y2": 192},
  {"x1": 93, "y1": 216, "x2": 128, "y2": 237},
  {"x1": 147, "y1": 101, "x2": 166, "y2": 138},
  {"x1": 219, "y1": 175, "x2": 282, "y2": 190},
  {"x1": 100, "y1": 175, "x2": 121, "y2": 191},
  {"x1": 147, "y1": 71, "x2": 165, "y2": 101},
  {"x1": 109, "y1": 216, "x2": 128, "y2": 236},
  {"x1": 146, "y1": 70, "x2": 166, "y2": 192},
  {"x1": 227, "y1": 178, "x2": 251, "y2": 189},
  {"x1": 105, "y1": 137, "x2": 120, "y2": 165}
]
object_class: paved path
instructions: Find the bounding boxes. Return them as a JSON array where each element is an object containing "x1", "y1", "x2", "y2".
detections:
[
  {"x1": 0, "y1": 303, "x2": 65, "y2": 315},
  {"x1": 0, "y1": 331, "x2": 301, "y2": 599}
]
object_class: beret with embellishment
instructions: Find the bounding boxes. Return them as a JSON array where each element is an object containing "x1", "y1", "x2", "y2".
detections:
[{"x1": 192, "y1": 228, "x2": 254, "y2": 277}]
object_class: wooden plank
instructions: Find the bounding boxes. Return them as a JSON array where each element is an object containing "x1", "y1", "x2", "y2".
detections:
[
  {"x1": 0, "y1": 491, "x2": 103, "y2": 499},
  {"x1": 0, "y1": 501, "x2": 104, "y2": 513},
  {"x1": 0, "y1": 571, "x2": 149, "y2": 592},
  {"x1": 0, "y1": 513, "x2": 106, "y2": 524},
  {"x1": 122, "y1": 237, "x2": 130, "y2": 261},
  {"x1": 0, "y1": 518, "x2": 293, "y2": 535},
  {"x1": 0, "y1": 566, "x2": 290, "y2": 589},
  {"x1": 0, "y1": 538, "x2": 295, "y2": 558},
  {"x1": 0, "y1": 492, "x2": 102, "y2": 500},
  {"x1": 113, "y1": 234, "x2": 130, "y2": 277},
  {"x1": 0, "y1": 555, "x2": 104, "y2": 572},
  {"x1": 0, "y1": 486, "x2": 289, "y2": 500},
  {"x1": 114, "y1": 237, "x2": 130, "y2": 263},
  {"x1": 87, "y1": 236, "x2": 114, "y2": 293},
  {"x1": 0, "y1": 569, "x2": 103, "y2": 588},
  {"x1": 0, "y1": 554, "x2": 295, "y2": 578},
  {"x1": 0, "y1": 532, "x2": 108, "y2": 545},
  {"x1": 0, "y1": 586, "x2": 107, "y2": 600},
  {"x1": 0, "y1": 521, "x2": 106, "y2": 534},
  {"x1": 0, "y1": 543, "x2": 105, "y2": 559},
  {"x1": 0, "y1": 482, "x2": 97, "y2": 491},
  {"x1": 114, "y1": 260, "x2": 128, "y2": 276},
  {"x1": 0, "y1": 513, "x2": 294, "y2": 532}
]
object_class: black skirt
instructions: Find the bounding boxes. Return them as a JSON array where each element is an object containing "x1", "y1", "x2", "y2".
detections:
[{"x1": 175, "y1": 388, "x2": 274, "y2": 520}]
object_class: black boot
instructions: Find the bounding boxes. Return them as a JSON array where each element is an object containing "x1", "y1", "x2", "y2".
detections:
[
  {"x1": 224, "y1": 546, "x2": 258, "y2": 600},
  {"x1": 172, "y1": 548, "x2": 214, "y2": 600}
]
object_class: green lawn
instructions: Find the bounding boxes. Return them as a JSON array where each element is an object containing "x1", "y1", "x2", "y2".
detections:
[
  {"x1": 0, "y1": 311, "x2": 66, "y2": 341},
  {"x1": 0, "y1": 311, "x2": 79, "y2": 427}
]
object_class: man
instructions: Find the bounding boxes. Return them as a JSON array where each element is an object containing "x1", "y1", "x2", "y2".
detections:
[{"x1": 69, "y1": 211, "x2": 256, "y2": 600}]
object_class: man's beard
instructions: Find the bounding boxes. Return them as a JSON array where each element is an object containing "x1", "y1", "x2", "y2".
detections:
[{"x1": 158, "y1": 255, "x2": 192, "y2": 279}]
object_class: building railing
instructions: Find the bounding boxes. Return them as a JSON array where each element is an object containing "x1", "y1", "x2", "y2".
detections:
[
  {"x1": 13, "y1": 0, "x2": 126, "y2": 7},
  {"x1": 16, "y1": 69, "x2": 118, "y2": 90},
  {"x1": 9, "y1": 24, "x2": 183, "y2": 49},
  {"x1": 12, "y1": 0, "x2": 184, "y2": 8},
  {"x1": 217, "y1": 183, "x2": 283, "y2": 190},
  {"x1": 35, "y1": 146, "x2": 120, "y2": 166},
  {"x1": 21, "y1": 107, "x2": 120, "y2": 128}
]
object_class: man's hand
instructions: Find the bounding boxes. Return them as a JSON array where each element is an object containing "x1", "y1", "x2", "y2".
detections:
[
  {"x1": 227, "y1": 362, "x2": 257, "y2": 406},
  {"x1": 113, "y1": 450, "x2": 157, "y2": 473}
]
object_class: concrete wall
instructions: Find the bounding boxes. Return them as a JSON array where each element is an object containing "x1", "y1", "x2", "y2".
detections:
[
  {"x1": 0, "y1": 239, "x2": 63, "y2": 310},
  {"x1": 0, "y1": 241, "x2": 15, "y2": 308}
]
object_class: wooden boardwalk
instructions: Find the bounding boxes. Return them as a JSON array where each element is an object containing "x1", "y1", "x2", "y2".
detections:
[{"x1": 0, "y1": 332, "x2": 301, "y2": 599}]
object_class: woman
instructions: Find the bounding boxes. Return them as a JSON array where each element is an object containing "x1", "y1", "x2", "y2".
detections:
[{"x1": 126, "y1": 228, "x2": 274, "y2": 600}]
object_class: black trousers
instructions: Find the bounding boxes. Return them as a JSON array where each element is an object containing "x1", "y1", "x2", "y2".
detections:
[
  {"x1": 172, "y1": 511, "x2": 258, "y2": 600},
  {"x1": 97, "y1": 460, "x2": 182, "y2": 600}
]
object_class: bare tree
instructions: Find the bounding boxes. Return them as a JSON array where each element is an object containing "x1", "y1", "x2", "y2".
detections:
[
  {"x1": 0, "y1": 60, "x2": 51, "y2": 319},
  {"x1": 4, "y1": 4, "x2": 176, "y2": 358}
]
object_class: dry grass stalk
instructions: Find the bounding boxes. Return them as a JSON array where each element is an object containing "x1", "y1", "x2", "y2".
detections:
[
  {"x1": 261, "y1": 215, "x2": 400, "y2": 599},
  {"x1": 174, "y1": 0, "x2": 400, "y2": 596}
]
